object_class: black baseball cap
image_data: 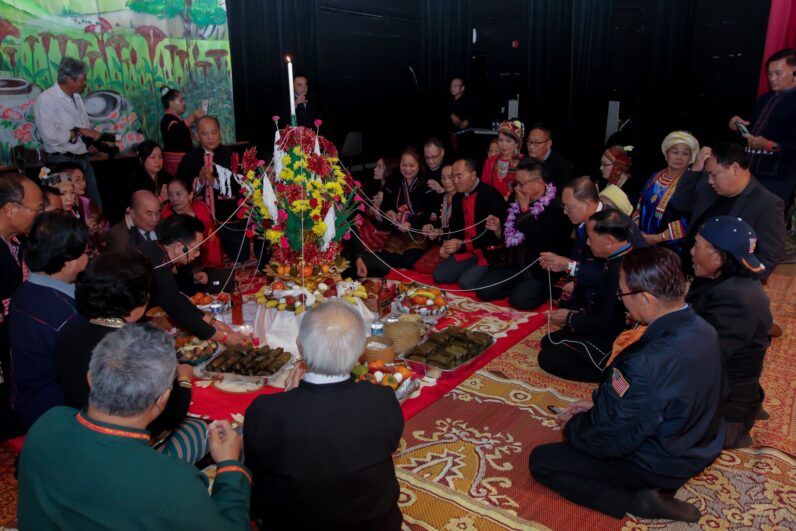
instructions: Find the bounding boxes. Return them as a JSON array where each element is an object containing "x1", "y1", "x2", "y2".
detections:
[{"x1": 698, "y1": 216, "x2": 764, "y2": 272}]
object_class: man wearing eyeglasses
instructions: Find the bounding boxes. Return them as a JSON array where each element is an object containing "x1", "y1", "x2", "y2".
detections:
[
  {"x1": 526, "y1": 123, "x2": 572, "y2": 191},
  {"x1": 0, "y1": 173, "x2": 43, "y2": 438},
  {"x1": 531, "y1": 247, "x2": 723, "y2": 523},
  {"x1": 538, "y1": 208, "x2": 633, "y2": 383}
]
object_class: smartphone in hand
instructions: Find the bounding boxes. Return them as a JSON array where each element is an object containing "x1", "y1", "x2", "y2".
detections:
[{"x1": 736, "y1": 121, "x2": 751, "y2": 137}]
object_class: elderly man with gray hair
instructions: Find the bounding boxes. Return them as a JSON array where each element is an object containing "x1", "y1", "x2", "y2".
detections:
[
  {"x1": 33, "y1": 56, "x2": 103, "y2": 207},
  {"x1": 17, "y1": 325, "x2": 252, "y2": 530},
  {"x1": 244, "y1": 300, "x2": 404, "y2": 530}
]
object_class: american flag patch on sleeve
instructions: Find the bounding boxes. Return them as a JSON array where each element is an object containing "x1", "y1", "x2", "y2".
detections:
[{"x1": 612, "y1": 368, "x2": 630, "y2": 397}]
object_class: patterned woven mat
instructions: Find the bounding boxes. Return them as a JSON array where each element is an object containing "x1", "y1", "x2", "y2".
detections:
[{"x1": 396, "y1": 272, "x2": 796, "y2": 530}]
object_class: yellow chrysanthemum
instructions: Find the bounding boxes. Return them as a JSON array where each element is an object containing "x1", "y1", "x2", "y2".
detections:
[
  {"x1": 312, "y1": 221, "x2": 326, "y2": 237},
  {"x1": 281, "y1": 154, "x2": 292, "y2": 166},
  {"x1": 265, "y1": 229, "x2": 283, "y2": 244},
  {"x1": 247, "y1": 170, "x2": 256, "y2": 180},
  {"x1": 292, "y1": 146, "x2": 302, "y2": 156},
  {"x1": 280, "y1": 167, "x2": 295, "y2": 181},
  {"x1": 291, "y1": 199, "x2": 311, "y2": 213}
]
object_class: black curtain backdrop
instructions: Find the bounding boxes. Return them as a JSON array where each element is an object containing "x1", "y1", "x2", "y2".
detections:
[
  {"x1": 227, "y1": 0, "x2": 770, "y2": 176},
  {"x1": 520, "y1": 0, "x2": 615, "y2": 173},
  {"x1": 227, "y1": 0, "x2": 320, "y2": 155},
  {"x1": 420, "y1": 0, "x2": 472, "y2": 140}
]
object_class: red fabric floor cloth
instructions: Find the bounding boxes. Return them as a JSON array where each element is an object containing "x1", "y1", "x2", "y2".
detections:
[{"x1": 189, "y1": 269, "x2": 548, "y2": 422}]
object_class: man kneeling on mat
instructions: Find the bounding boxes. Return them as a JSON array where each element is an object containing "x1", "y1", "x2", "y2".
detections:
[{"x1": 530, "y1": 247, "x2": 724, "y2": 523}]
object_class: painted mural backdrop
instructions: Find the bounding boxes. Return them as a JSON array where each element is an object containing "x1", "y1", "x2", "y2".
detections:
[{"x1": 0, "y1": 0, "x2": 235, "y2": 165}]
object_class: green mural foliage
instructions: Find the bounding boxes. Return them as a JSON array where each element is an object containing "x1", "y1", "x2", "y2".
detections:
[{"x1": 0, "y1": 0, "x2": 235, "y2": 165}]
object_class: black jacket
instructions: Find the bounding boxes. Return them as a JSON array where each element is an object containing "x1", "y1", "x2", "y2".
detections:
[
  {"x1": 540, "y1": 150, "x2": 573, "y2": 192},
  {"x1": 444, "y1": 180, "x2": 506, "y2": 260},
  {"x1": 378, "y1": 176, "x2": 437, "y2": 232},
  {"x1": 567, "y1": 244, "x2": 631, "y2": 340},
  {"x1": 53, "y1": 321, "x2": 191, "y2": 437},
  {"x1": 671, "y1": 171, "x2": 785, "y2": 279},
  {"x1": 105, "y1": 220, "x2": 149, "y2": 254},
  {"x1": 571, "y1": 208, "x2": 646, "y2": 304},
  {"x1": 686, "y1": 276, "x2": 772, "y2": 422},
  {"x1": 500, "y1": 196, "x2": 570, "y2": 277},
  {"x1": 244, "y1": 377, "x2": 403, "y2": 530},
  {"x1": 137, "y1": 242, "x2": 215, "y2": 339},
  {"x1": 566, "y1": 307, "x2": 724, "y2": 479}
]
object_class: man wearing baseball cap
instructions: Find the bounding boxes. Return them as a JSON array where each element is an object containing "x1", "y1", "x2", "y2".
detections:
[{"x1": 687, "y1": 216, "x2": 773, "y2": 448}]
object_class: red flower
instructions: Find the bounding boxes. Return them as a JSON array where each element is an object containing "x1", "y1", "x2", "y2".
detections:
[
  {"x1": 245, "y1": 229, "x2": 254, "y2": 238},
  {"x1": 135, "y1": 25, "x2": 166, "y2": 62},
  {"x1": 309, "y1": 197, "x2": 318, "y2": 208},
  {"x1": 308, "y1": 153, "x2": 331, "y2": 177},
  {"x1": 276, "y1": 183, "x2": 286, "y2": 193},
  {"x1": 230, "y1": 152, "x2": 240, "y2": 175},
  {"x1": 236, "y1": 208, "x2": 248, "y2": 219}
]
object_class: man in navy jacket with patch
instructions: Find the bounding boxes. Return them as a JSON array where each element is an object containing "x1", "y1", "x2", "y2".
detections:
[{"x1": 530, "y1": 248, "x2": 724, "y2": 523}]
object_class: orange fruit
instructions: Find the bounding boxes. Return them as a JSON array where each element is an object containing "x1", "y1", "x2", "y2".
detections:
[
  {"x1": 200, "y1": 296, "x2": 213, "y2": 305},
  {"x1": 434, "y1": 295, "x2": 446, "y2": 307},
  {"x1": 412, "y1": 295, "x2": 427, "y2": 305},
  {"x1": 217, "y1": 293, "x2": 230, "y2": 302},
  {"x1": 272, "y1": 281, "x2": 286, "y2": 290},
  {"x1": 320, "y1": 264, "x2": 330, "y2": 273},
  {"x1": 302, "y1": 265, "x2": 314, "y2": 277}
]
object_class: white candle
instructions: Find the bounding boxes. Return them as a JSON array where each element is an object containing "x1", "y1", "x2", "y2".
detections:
[{"x1": 287, "y1": 56, "x2": 296, "y2": 118}]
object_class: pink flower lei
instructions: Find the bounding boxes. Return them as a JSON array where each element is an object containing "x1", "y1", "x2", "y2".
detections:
[{"x1": 503, "y1": 183, "x2": 557, "y2": 247}]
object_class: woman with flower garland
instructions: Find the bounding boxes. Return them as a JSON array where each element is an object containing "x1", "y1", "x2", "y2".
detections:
[
  {"x1": 372, "y1": 148, "x2": 436, "y2": 272},
  {"x1": 632, "y1": 131, "x2": 698, "y2": 253},
  {"x1": 481, "y1": 120, "x2": 525, "y2": 200},
  {"x1": 475, "y1": 159, "x2": 570, "y2": 309}
]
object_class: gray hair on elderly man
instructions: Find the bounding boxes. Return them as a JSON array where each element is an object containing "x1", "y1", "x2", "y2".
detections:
[{"x1": 297, "y1": 300, "x2": 367, "y2": 377}]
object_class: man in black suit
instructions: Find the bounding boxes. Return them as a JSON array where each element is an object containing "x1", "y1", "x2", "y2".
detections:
[
  {"x1": 105, "y1": 190, "x2": 160, "y2": 253},
  {"x1": 538, "y1": 209, "x2": 633, "y2": 383},
  {"x1": 673, "y1": 142, "x2": 785, "y2": 279},
  {"x1": 526, "y1": 123, "x2": 573, "y2": 192},
  {"x1": 244, "y1": 300, "x2": 403, "y2": 530},
  {"x1": 531, "y1": 248, "x2": 724, "y2": 523}
]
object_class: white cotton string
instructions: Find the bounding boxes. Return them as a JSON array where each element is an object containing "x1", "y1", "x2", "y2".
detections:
[
  {"x1": 218, "y1": 205, "x2": 255, "y2": 294},
  {"x1": 349, "y1": 227, "x2": 541, "y2": 293},
  {"x1": 153, "y1": 192, "x2": 253, "y2": 270},
  {"x1": 335, "y1": 160, "x2": 488, "y2": 236},
  {"x1": 544, "y1": 268, "x2": 610, "y2": 371},
  {"x1": 341, "y1": 180, "x2": 488, "y2": 236}
]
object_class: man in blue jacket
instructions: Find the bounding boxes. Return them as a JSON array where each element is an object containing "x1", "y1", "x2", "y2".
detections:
[
  {"x1": 9, "y1": 212, "x2": 88, "y2": 428},
  {"x1": 530, "y1": 247, "x2": 724, "y2": 522}
]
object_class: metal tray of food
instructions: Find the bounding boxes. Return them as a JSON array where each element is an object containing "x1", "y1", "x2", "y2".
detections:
[
  {"x1": 399, "y1": 327, "x2": 495, "y2": 378},
  {"x1": 200, "y1": 344, "x2": 296, "y2": 386}
]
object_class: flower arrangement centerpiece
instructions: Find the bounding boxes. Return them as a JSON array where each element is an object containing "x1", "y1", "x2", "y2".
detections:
[{"x1": 236, "y1": 121, "x2": 363, "y2": 276}]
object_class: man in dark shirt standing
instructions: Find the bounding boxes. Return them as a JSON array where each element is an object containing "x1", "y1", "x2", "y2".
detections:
[{"x1": 728, "y1": 48, "x2": 796, "y2": 206}]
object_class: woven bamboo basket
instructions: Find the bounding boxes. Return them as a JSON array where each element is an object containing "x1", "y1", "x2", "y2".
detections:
[
  {"x1": 363, "y1": 336, "x2": 396, "y2": 364},
  {"x1": 384, "y1": 318, "x2": 425, "y2": 354}
]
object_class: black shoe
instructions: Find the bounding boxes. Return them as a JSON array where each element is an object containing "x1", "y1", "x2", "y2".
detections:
[{"x1": 629, "y1": 489, "x2": 701, "y2": 523}]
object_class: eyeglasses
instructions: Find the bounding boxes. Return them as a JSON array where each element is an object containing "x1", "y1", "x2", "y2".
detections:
[
  {"x1": 617, "y1": 289, "x2": 644, "y2": 301},
  {"x1": 527, "y1": 139, "x2": 550, "y2": 146},
  {"x1": 13, "y1": 201, "x2": 44, "y2": 214},
  {"x1": 514, "y1": 178, "x2": 542, "y2": 187}
]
